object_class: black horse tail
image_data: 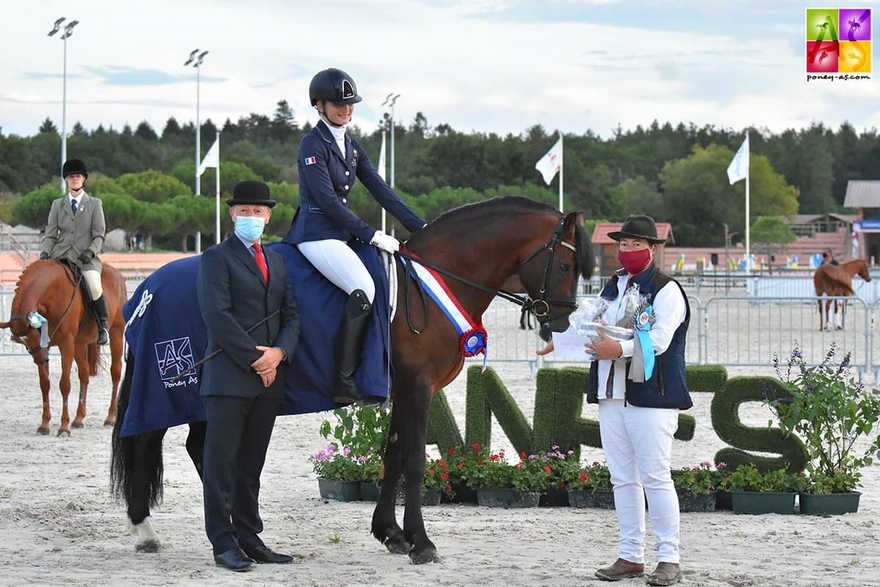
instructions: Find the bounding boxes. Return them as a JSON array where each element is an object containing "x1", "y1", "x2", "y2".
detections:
[{"x1": 110, "y1": 349, "x2": 164, "y2": 508}]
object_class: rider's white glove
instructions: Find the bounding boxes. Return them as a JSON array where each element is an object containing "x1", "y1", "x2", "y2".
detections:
[{"x1": 370, "y1": 230, "x2": 400, "y2": 254}]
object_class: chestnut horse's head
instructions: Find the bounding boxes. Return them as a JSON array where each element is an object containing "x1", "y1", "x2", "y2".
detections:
[
  {"x1": 855, "y1": 259, "x2": 872, "y2": 282},
  {"x1": 0, "y1": 260, "x2": 75, "y2": 365}
]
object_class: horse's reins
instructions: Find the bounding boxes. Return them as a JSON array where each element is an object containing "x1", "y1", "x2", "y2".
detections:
[
  {"x1": 9, "y1": 262, "x2": 83, "y2": 364},
  {"x1": 397, "y1": 217, "x2": 577, "y2": 334}
]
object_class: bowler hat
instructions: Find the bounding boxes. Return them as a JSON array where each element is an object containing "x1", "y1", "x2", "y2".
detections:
[
  {"x1": 62, "y1": 158, "x2": 88, "y2": 179},
  {"x1": 226, "y1": 180, "x2": 276, "y2": 208},
  {"x1": 607, "y1": 215, "x2": 665, "y2": 244}
]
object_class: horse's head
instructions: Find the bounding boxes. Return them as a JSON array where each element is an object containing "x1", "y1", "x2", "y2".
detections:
[
  {"x1": 0, "y1": 312, "x2": 50, "y2": 365},
  {"x1": 857, "y1": 259, "x2": 872, "y2": 282},
  {"x1": 517, "y1": 210, "x2": 594, "y2": 341}
]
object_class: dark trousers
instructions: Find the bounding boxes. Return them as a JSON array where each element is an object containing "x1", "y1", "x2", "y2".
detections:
[{"x1": 202, "y1": 394, "x2": 281, "y2": 555}]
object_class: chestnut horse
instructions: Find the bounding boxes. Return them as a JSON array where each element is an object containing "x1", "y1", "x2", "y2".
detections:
[
  {"x1": 111, "y1": 196, "x2": 593, "y2": 561},
  {"x1": 813, "y1": 258, "x2": 872, "y2": 331},
  {"x1": 0, "y1": 259, "x2": 126, "y2": 435}
]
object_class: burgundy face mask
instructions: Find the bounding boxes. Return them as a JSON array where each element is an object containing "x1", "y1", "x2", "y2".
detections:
[{"x1": 618, "y1": 248, "x2": 651, "y2": 274}]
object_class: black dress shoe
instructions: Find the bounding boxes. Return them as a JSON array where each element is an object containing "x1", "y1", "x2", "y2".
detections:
[
  {"x1": 242, "y1": 544, "x2": 294, "y2": 564},
  {"x1": 213, "y1": 548, "x2": 255, "y2": 572}
]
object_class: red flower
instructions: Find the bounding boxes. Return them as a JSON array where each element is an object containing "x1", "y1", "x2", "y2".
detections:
[
  {"x1": 578, "y1": 472, "x2": 590, "y2": 484},
  {"x1": 543, "y1": 465, "x2": 553, "y2": 475}
]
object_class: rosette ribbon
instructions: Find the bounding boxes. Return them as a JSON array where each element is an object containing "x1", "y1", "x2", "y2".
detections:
[
  {"x1": 27, "y1": 310, "x2": 50, "y2": 348},
  {"x1": 629, "y1": 305, "x2": 655, "y2": 382}
]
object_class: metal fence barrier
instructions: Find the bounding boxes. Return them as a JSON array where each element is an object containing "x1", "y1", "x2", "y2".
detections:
[{"x1": 3, "y1": 279, "x2": 878, "y2": 381}]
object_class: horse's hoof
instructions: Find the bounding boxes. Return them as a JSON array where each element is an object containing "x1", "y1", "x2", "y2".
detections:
[
  {"x1": 103, "y1": 419, "x2": 115, "y2": 428},
  {"x1": 135, "y1": 540, "x2": 162, "y2": 553},
  {"x1": 71, "y1": 422, "x2": 84, "y2": 429},
  {"x1": 383, "y1": 535, "x2": 412, "y2": 555},
  {"x1": 409, "y1": 547, "x2": 440, "y2": 565},
  {"x1": 56, "y1": 429, "x2": 71, "y2": 438},
  {"x1": 36, "y1": 427, "x2": 49, "y2": 436}
]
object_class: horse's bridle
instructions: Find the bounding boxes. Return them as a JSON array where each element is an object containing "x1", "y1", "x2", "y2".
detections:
[
  {"x1": 398, "y1": 216, "x2": 578, "y2": 333},
  {"x1": 513, "y1": 217, "x2": 578, "y2": 318},
  {"x1": 7, "y1": 312, "x2": 53, "y2": 365},
  {"x1": 7, "y1": 265, "x2": 83, "y2": 365}
]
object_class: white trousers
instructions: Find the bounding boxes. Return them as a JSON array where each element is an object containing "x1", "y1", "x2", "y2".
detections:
[
  {"x1": 297, "y1": 239, "x2": 375, "y2": 303},
  {"x1": 82, "y1": 269, "x2": 103, "y2": 300},
  {"x1": 598, "y1": 399, "x2": 681, "y2": 564}
]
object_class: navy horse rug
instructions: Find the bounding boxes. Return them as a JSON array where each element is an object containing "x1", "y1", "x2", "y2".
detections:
[{"x1": 119, "y1": 240, "x2": 391, "y2": 437}]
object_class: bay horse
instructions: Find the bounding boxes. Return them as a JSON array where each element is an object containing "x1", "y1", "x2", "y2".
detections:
[
  {"x1": 813, "y1": 258, "x2": 872, "y2": 331},
  {"x1": 0, "y1": 259, "x2": 126, "y2": 435},
  {"x1": 111, "y1": 196, "x2": 593, "y2": 562}
]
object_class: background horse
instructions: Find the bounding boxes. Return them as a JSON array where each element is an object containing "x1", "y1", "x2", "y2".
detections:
[
  {"x1": 812, "y1": 258, "x2": 872, "y2": 331},
  {"x1": 112, "y1": 196, "x2": 593, "y2": 561},
  {"x1": 0, "y1": 259, "x2": 126, "y2": 436}
]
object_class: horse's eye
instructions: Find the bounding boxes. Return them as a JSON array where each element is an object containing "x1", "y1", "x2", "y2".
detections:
[{"x1": 558, "y1": 263, "x2": 570, "y2": 274}]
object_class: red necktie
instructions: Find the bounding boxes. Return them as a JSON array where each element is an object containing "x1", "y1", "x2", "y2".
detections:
[{"x1": 253, "y1": 243, "x2": 269, "y2": 284}]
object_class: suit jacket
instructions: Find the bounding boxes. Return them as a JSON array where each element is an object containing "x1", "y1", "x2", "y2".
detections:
[
  {"x1": 40, "y1": 191, "x2": 105, "y2": 271},
  {"x1": 197, "y1": 235, "x2": 300, "y2": 400},
  {"x1": 286, "y1": 120, "x2": 425, "y2": 244}
]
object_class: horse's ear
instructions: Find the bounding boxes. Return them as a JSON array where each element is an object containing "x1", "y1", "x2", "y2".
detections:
[{"x1": 563, "y1": 211, "x2": 585, "y2": 234}]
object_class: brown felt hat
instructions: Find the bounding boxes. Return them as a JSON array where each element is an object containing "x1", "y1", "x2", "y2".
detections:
[{"x1": 607, "y1": 215, "x2": 665, "y2": 244}]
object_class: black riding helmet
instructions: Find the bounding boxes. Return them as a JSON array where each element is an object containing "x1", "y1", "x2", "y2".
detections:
[
  {"x1": 62, "y1": 158, "x2": 88, "y2": 180},
  {"x1": 309, "y1": 68, "x2": 363, "y2": 106}
]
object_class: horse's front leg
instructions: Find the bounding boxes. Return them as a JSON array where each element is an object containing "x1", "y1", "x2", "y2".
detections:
[
  {"x1": 72, "y1": 345, "x2": 90, "y2": 429},
  {"x1": 372, "y1": 411, "x2": 409, "y2": 555},
  {"x1": 56, "y1": 342, "x2": 76, "y2": 436},
  {"x1": 37, "y1": 362, "x2": 52, "y2": 435},
  {"x1": 399, "y1": 387, "x2": 439, "y2": 564}
]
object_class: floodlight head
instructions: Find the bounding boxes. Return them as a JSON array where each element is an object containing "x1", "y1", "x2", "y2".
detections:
[
  {"x1": 61, "y1": 20, "x2": 79, "y2": 39},
  {"x1": 184, "y1": 48, "x2": 199, "y2": 66},
  {"x1": 48, "y1": 17, "x2": 66, "y2": 36},
  {"x1": 198, "y1": 50, "x2": 209, "y2": 61}
]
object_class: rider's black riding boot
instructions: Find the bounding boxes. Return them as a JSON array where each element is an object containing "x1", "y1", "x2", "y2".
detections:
[
  {"x1": 93, "y1": 294, "x2": 110, "y2": 346},
  {"x1": 333, "y1": 289, "x2": 372, "y2": 405}
]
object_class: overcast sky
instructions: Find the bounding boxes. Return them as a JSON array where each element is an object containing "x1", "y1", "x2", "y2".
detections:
[{"x1": 1, "y1": 0, "x2": 877, "y2": 140}]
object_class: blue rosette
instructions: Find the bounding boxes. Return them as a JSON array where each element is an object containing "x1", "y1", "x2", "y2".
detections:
[{"x1": 629, "y1": 305, "x2": 655, "y2": 382}]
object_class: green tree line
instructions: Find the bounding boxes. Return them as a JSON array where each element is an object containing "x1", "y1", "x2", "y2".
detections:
[{"x1": 2, "y1": 100, "x2": 879, "y2": 249}]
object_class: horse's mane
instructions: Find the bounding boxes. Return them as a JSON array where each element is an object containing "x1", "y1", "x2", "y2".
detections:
[
  {"x1": 427, "y1": 196, "x2": 594, "y2": 281},
  {"x1": 430, "y1": 196, "x2": 558, "y2": 225},
  {"x1": 13, "y1": 261, "x2": 44, "y2": 295}
]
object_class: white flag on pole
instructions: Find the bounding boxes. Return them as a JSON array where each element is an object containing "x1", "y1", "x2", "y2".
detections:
[
  {"x1": 378, "y1": 132, "x2": 387, "y2": 182},
  {"x1": 727, "y1": 134, "x2": 749, "y2": 185},
  {"x1": 198, "y1": 137, "x2": 220, "y2": 176},
  {"x1": 535, "y1": 137, "x2": 563, "y2": 185}
]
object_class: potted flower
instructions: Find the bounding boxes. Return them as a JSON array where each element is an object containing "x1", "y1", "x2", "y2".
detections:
[
  {"x1": 314, "y1": 404, "x2": 391, "y2": 501},
  {"x1": 767, "y1": 343, "x2": 880, "y2": 514},
  {"x1": 671, "y1": 461, "x2": 721, "y2": 512},
  {"x1": 566, "y1": 461, "x2": 614, "y2": 509},
  {"x1": 309, "y1": 443, "x2": 367, "y2": 501},
  {"x1": 529, "y1": 445, "x2": 579, "y2": 507},
  {"x1": 461, "y1": 445, "x2": 549, "y2": 508},
  {"x1": 422, "y1": 457, "x2": 451, "y2": 506},
  {"x1": 724, "y1": 464, "x2": 804, "y2": 515}
]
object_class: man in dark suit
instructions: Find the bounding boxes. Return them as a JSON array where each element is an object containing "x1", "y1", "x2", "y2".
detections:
[{"x1": 197, "y1": 180, "x2": 300, "y2": 572}]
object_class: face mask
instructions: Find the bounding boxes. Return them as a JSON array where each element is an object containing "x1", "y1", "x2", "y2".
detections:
[
  {"x1": 234, "y1": 215, "x2": 265, "y2": 242},
  {"x1": 618, "y1": 248, "x2": 652, "y2": 275}
]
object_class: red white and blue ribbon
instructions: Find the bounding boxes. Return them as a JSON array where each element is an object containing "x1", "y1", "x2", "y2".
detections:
[{"x1": 401, "y1": 254, "x2": 488, "y2": 369}]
